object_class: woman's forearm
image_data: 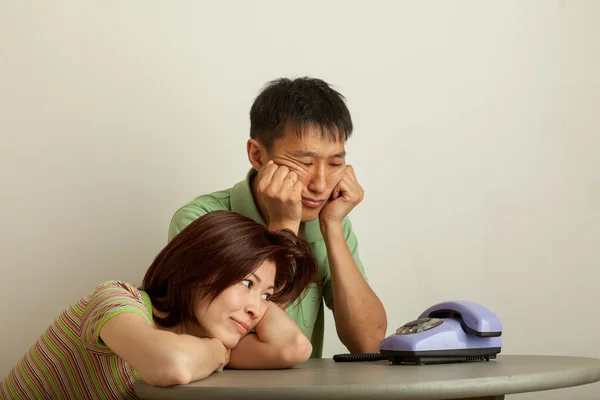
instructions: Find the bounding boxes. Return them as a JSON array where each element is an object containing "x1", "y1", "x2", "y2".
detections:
[
  {"x1": 228, "y1": 304, "x2": 312, "y2": 369},
  {"x1": 101, "y1": 313, "x2": 227, "y2": 386},
  {"x1": 254, "y1": 303, "x2": 303, "y2": 344}
]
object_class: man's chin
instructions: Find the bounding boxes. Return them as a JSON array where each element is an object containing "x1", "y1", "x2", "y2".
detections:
[{"x1": 301, "y1": 208, "x2": 323, "y2": 223}]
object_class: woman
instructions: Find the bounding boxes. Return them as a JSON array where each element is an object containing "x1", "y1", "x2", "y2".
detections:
[{"x1": 0, "y1": 210, "x2": 317, "y2": 400}]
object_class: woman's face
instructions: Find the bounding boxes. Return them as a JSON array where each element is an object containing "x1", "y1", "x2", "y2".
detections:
[{"x1": 194, "y1": 259, "x2": 276, "y2": 349}]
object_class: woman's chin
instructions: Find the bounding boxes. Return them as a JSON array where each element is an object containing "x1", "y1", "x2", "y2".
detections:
[{"x1": 216, "y1": 333, "x2": 241, "y2": 350}]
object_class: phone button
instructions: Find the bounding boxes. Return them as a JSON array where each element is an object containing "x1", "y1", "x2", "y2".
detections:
[{"x1": 396, "y1": 317, "x2": 443, "y2": 335}]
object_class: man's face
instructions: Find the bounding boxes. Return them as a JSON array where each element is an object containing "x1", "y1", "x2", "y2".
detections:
[{"x1": 266, "y1": 127, "x2": 346, "y2": 222}]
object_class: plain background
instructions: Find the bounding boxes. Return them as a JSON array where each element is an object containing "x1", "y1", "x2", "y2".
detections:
[{"x1": 1, "y1": 1, "x2": 599, "y2": 398}]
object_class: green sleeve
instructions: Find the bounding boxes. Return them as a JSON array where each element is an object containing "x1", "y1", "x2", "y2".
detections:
[
  {"x1": 168, "y1": 205, "x2": 207, "y2": 242},
  {"x1": 322, "y1": 217, "x2": 368, "y2": 309},
  {"x1": 168, "y1": 199, "x2": 228, "y2": 242}
]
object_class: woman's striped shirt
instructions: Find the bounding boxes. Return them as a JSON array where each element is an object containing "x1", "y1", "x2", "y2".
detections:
[{"x1": 0, "y1": 280, "x2": 153, "y2": 400}]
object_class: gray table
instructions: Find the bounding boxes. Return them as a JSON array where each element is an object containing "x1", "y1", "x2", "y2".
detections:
[{"x1": 135, "y1": 355, "x2": 600, "y2": 400}]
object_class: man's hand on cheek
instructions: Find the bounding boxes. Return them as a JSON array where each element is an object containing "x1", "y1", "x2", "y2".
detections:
[
  {"x1": 319, "y1": 165, "x2": 364, "y2": 229},
  {"x1": 255, "y1": 160, "x2": 303, "y2": 234}
]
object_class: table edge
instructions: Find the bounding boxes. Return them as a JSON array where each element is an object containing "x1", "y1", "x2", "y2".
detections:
[
  {"x1": 136, "y1": 367, "x2": 600, "y2": 399},
  {"x1": 135, "y1": 355, "x2": 600, "y2": 399}
]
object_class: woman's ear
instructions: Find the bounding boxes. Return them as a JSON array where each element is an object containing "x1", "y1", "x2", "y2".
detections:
[{"x1": 246, "y1": 139, "x2": 268, "y2": 171}]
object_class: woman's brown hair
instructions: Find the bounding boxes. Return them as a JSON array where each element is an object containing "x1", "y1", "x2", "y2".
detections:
[{"x1": 140, "y1": 210, "x2": 317, "y2": 328}]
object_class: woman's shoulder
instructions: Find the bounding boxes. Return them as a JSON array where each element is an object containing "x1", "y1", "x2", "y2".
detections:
[
  {"x1": 79, "y1": 280, "x2": 153, "y2": 342},
  {"x1": 92, "y1": 280, "x2": 141, "y2": 293},
  {"x1": 83, "y1": 280, "x2": 148, "y2": 307}
]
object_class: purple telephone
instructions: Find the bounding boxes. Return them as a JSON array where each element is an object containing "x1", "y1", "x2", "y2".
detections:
[{"x1": 334, "y1": 301, "x2": 502, "y2": 365}]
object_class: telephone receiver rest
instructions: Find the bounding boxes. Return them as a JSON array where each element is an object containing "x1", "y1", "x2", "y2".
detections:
[{"x1": 419, "y1": 300, "x2": 502, "y2": 337}]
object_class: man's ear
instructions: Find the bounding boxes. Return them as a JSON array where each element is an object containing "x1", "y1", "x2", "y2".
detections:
[{"x1": 247, "y1": 139, "x2": 268, "y2": 171}]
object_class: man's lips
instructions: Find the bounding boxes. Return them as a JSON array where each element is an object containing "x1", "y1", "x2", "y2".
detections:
[
  {"x1": 302, "y1": 197, "x2": 326, "y2": 208},
  {"x1": 230, "y1": 318, "x2": 250, "y2": 334}
]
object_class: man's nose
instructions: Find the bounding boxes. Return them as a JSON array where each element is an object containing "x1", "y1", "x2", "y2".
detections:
[{"x1": 307, "y1": 166, "x2": 327, "y2": 194}]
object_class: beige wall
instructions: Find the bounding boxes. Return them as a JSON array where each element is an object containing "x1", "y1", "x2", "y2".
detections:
[{"x1": 1, "y1": 1, "x2": 599, "y2": 398}]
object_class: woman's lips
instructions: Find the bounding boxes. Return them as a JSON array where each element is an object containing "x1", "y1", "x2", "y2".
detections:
[{"x1": 230, "y1": 318, "x2": 249, "y2": 335}]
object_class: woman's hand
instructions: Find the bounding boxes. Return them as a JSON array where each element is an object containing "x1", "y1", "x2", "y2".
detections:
[{"x1": 207, "y1": 337, "x2": 231, "y2": 372}]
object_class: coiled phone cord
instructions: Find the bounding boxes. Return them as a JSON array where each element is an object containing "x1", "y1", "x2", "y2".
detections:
[{"x1": 333, "y1": 353, "x2": 387, "y2": 362}]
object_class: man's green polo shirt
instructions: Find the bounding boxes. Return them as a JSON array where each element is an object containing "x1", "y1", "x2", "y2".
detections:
[{"x1": 168, "y1": 170, "x2": 367, "y2": 358}]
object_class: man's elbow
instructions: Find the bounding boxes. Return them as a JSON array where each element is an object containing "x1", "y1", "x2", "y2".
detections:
[
  {"x1": 349, "y1": 340, "x2": 381, "y2": 354},
  {"x1": 344, "y1": 325, "x2": 387, "y2": 354}
]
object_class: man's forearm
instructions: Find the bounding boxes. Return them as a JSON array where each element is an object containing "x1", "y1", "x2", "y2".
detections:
[{"x1": 322, "y1": 223, "x2": 387, "y2": 353}]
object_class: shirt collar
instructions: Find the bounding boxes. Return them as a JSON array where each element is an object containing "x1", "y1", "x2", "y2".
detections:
[{"x1": 230, "y1": 169, "x2": 323, "y2": 243}]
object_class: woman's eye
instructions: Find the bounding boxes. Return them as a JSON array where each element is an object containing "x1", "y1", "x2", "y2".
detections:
[
  {"x1": 300, "y1": 162, "x2": 313, "y2": 167},
  {"x1": 262, "y1": 293, "x2": 272, "y2": 301},
  {"x1": 330, "y1": 163, "x2": 342, "y2": 167},
  {"x1": 241, "y1": 280, "x2": 251, "y2": 288}
]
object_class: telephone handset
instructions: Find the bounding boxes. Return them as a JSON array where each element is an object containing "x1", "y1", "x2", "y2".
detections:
[{"x1": 334, "y1": 300, "x2": 502, "y2": 365}]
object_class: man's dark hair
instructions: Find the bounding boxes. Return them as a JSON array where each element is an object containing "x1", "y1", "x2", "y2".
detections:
[{"x1": 250, "y1": 77, "x2": 353, "y2": 151}]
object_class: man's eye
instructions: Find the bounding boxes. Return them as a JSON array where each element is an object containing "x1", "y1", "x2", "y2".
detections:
[
  {"x1": 300, "y1": 162, "x2": 313, "y2": 167},
  {"x1": 330, "y1": 163, "x2": 342, "y2": 167},
  {"x1": 241, "y1": 280, "x2": 252, "y2": 288}
]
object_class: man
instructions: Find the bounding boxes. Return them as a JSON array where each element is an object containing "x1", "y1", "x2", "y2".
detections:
[{"x1": 168, "y1": 77, "x2": 387, "y2": 358}]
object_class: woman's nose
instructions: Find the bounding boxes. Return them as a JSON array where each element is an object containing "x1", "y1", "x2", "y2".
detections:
[{"x1": 245, "y1": 295, "x2": 262, "y2": 319}]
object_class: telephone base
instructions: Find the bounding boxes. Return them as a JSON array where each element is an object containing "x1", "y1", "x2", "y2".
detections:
[{"x1": 381, "y1": 347, "x2": 501, "y2": 365}]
